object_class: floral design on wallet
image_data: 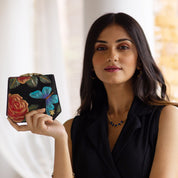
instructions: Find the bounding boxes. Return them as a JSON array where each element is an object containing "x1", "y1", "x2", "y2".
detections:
[
  {"x1": 7, "y1": 94, "x2": 29, "y2": 122},
  {"x1": 29, "y1": 87, "x2": 59, "y2": 116},
  {"x1": 9, "y1": 75, "x2": 51, "y2": 89},
  {"x1": 7, "y1": 74, "x2": 61, "y2": 123}
]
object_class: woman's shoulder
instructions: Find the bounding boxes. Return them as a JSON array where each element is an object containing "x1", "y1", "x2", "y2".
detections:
[
  {"x1": 63, "y1": 119, "x2": 74, "y2": 139},
  {"x1": 64, "y1": 118, "x2": 74, "y2": 131},
  {"x1": 63, "y1": 115, "x2": 82, "y2": 129},
  {"x1": 156, "y1": 104, "x2": 178, "y2": 144},
  {"x1": 150, "y1": 105, "x2": 178, "y2": 176},
  {"x1": 159, "y1": 104, "x2": 178, "y2": 127},
  {"x1": 161, "y1": 104, "x2": 178, "y2": 112},
  {"x1": 63, "y1": 115, "x2": 83, "y2": 136}
]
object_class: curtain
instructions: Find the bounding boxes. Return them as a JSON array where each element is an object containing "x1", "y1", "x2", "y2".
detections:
[{"x1": 0, "y1": 0, "x2": 70, "y2": 177}]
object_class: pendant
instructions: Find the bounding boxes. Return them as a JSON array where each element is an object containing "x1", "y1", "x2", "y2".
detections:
[{"x1": 109, "y1": 120, "x2": 124, "y2": 127}]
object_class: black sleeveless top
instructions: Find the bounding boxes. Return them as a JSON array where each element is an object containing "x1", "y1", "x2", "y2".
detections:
[{"x1": 71, "y1": 97, "x2": 164, "y2": 178}]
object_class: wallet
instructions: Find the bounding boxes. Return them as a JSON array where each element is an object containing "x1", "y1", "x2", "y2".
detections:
[{"x1": 7, "y1": 73, "x2": 61, "y2": 123}]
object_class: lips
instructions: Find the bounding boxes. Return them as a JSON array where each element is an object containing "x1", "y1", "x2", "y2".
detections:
[{"x1": 104, "y1": 66, "x2": 122, "y2": 72}]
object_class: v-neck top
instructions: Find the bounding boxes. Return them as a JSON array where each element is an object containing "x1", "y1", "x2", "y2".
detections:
[{"x1": 71, "y1": 97, "x2": 164, "y2": 178}]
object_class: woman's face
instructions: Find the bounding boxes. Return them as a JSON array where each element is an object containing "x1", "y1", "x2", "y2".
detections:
[{"x1": 92, "y1": 24, "x2": 138, "y2": 86}]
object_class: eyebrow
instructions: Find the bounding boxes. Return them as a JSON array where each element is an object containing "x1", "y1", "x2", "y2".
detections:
[{"x1": 95, "y1": 38, "x2": 133, "y2": 44}]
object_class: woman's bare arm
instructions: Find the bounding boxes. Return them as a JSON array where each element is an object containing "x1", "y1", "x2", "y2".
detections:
[
  {"x1": 8, "y1": 109, "x2": 74, "y2": 178},
  {"x1": 53, "y1": 119, "x2": 74, "y2": 178},
  {"x1": 150, "y1": 105, "x2": 178, "y2": 178}
]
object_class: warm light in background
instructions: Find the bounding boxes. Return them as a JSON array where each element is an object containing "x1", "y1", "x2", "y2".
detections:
[
  {"x1": 154, "y1": 0, "x2": 178, "y2": 102},
  {"x1": 0, "y1": 0, "x2": 177, "y2": 177}
]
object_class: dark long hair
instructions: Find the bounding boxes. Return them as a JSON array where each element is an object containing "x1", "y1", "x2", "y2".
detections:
[{"x1": 78, "y1": 12, "x2": 174, "y2": 115}]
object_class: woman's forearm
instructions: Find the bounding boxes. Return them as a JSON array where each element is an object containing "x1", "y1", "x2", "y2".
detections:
[
  {"x1": 53, "y1": 134, "x2": 73, "y2": 178},
  {"x1": 7, "y1": 109, "x2": 73, "y2": 178}
]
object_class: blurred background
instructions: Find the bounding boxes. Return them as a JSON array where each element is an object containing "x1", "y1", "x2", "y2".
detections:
[{"x1": 0, "y1": 0, "x2": 178, "y2": 177}]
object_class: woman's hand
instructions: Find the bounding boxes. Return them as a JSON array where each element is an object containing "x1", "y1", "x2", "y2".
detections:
[{"x1": 8, "y1": 108, "x2": 67, "y2": 139}]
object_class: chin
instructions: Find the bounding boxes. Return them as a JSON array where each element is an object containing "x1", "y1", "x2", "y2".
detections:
[
  {"x1": 104, "y1": 80, "x2": 124, "y2": 85},
  {"x1": 103, "y1": 78, "x2": 133, "y2": 86}
]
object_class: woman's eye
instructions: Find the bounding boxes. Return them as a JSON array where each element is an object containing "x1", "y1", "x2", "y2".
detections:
[
  {"x1": 95, "y1": 46, "x2": 107, "y2": 51},
  {"x1": 118, "y1": 45, "x2": 129, "y2": 50}
]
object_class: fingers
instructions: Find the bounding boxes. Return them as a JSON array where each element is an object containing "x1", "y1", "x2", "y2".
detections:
[
  {"x1": 7, "y1": 117, "x2": 29, "y2": 131},
  {"x1": 25, "y1": 108, "x2": 53, "y2": 135},
  {"x1": 25, "y1": 108, "x2": 46, "y2": 129},
  {"x1": 7, "y1": 108, "x2": 52, "y2": 134},
  {"x1": 8, "y1": 109, "x2": 67, "y2": 139}
]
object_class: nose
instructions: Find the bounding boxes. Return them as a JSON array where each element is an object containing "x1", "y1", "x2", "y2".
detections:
[{"x1": 107, "y1": 55, "x2": 119, "y2": 62}]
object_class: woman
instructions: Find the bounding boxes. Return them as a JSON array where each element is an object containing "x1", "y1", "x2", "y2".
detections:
[{"x1": 8, "y1": 13, "x2": 178, "y2": 178}]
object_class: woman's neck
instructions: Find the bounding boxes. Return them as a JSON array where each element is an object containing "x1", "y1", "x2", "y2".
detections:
[{"x1": 104, "y1": 81, "x2": 134, "y2": 116}]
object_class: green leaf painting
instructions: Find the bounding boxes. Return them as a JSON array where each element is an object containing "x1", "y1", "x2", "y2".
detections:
[
  {"x1": 39, "y1": 75, "x2": 51, "y2": 84},
  {"x1": 26, "y1": 76, "x2": 38, "y2": 87},
  {"x1": 9, "y1": 78, "x2": 20, "y2": 89},
  {"x1": 29, "y1": 104, "x2": 39, "y2": 111},
  {"x1": 56, "y1": 105, "x2": 61, "y2": 114}
]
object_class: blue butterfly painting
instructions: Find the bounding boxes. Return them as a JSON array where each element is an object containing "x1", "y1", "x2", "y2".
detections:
[{"x1": 29, "y1": 86, "x2": 59, "y2": 116}]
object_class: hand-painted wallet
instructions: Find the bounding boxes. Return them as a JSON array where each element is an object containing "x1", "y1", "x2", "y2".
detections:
[{"x1": 6, "y1": 73, "x2": 61, "y2": 123}]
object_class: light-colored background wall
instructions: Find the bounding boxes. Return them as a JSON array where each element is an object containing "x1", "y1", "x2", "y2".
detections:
[{"x1": 0, "y1": 0, "x2": 177, "y2": 177}]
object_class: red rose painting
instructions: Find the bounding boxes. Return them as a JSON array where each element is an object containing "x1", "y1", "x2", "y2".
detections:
[
  {"x1": 8, "y1": 94, "x2": 29, "y2": 122},
  {"x1": 17, "y1": 76, "x2": 31, "y2": 84}
]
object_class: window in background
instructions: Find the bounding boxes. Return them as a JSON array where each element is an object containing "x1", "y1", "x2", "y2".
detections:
[{"x1": 154, "y1": 0, "x2": 178, "y2": 102}]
